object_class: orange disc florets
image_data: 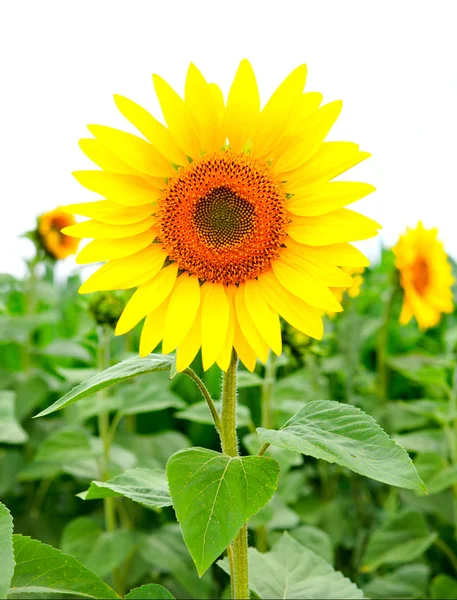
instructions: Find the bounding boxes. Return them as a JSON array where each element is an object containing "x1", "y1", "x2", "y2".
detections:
[{"x1": 156, "y1": 151, "x2": 288, "y2": 284}]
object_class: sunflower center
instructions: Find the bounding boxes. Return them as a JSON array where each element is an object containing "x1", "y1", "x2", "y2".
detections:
[
  {"x1": 413, "y1": 257, "x2": 429, "y2": 294},
  {"x1": 156, "y1": 151, "x2": 288, "y2": 285},
  {"x1": 193, "y1": 187, "x2": 255, "y2": 250}
]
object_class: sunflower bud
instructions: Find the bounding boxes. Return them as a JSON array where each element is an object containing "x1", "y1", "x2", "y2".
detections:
[{"x1": 88, "y1": 292, "x2": 126, "y2": 329}]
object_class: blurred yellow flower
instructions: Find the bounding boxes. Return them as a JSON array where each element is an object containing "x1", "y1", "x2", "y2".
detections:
[
  {"x1": 331, "y1": 266, "x2": 365, "y2": 304},
  {"x1": 64, "y1": 60, "x2": 379, "y2": 371},
  {"x1": 37, "y1": 208, "x2": 80, "y2": 260},
  {"x1": 393, "y1": 222, "x2": 453, "y2": 330}
]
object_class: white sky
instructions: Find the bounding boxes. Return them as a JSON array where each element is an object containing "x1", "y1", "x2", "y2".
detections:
[{"x1": 1, "y1": 0, "x2": 457, "y2": 277}]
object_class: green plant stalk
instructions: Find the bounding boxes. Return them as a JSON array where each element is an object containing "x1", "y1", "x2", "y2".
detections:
[
  {"x1": 377, "y1": 277, "x2": 399, "y2": 429},
  {"x1": 448, "y1": 364, "x2": 457, "y2": 529},
  {"x1": 96, "y1": 325, "x2": 121, "y2": 592},
  {"x1": 260, "y1": 351, "x2": 277, "y2": 430},
  {"x1": 220, "y1": 351, "x2": 250, "y2": 600}
]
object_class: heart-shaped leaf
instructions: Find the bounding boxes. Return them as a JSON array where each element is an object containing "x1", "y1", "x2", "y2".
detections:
[
  {"x1": 166, "y1": 447, "x2": 279, "y2": 575},
  {"x1": 258, "y1": 400, "x2": 425, "y2": 492}
]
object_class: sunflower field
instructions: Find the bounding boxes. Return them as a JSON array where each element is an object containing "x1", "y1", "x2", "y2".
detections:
[{"x1": 2, "y1": 61, "x2": 457, "y2": 600}]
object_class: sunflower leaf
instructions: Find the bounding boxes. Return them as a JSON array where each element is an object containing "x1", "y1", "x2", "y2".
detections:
[
  {"x1": 8, "y1": 534, "x2": 120, "y2": 598},
  {"x1": 125, "y1": 584, "x2": 175, "y2": 599},
  {"x1": 166, "y1": 447, "x2": 279, "y2": 576},
  {"x1": 218, "y1": 532, "x2": 363, "y2": 599},
  {"x1": 78, "y1": 467, "x2": 172, "y2": 509},
  {"x1": 34, "y1": 354, "x2": 173, "y2": 417},
  {"x1": 0, "y1": 502, "x2": 15, "y2": 599},
  {"x1": 257, "y1": 400, "x2": 425, "y2": 492}
]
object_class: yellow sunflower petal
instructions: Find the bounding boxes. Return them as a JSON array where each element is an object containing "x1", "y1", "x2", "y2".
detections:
[
  {"x1": 162, "y1": 273, "x2": 201, "y2": 353},
  {"x1": 79, "y1": 138, "x2": 144, "y2": 176},
  {"x1": 271, "y1": 257, "x2": 342, "y2": 312},
  {"x1": 279, "y1": 248, "x2": 353, "y2": 287},
  {"x1": 225, "y1": 59, "x2": 260, "y2": 153},
  {"x1": 283, "y1": 92, "x2": 324, "y2": 137},
  {"x1": 62, "y1": 217, "x2": 156, "y2": 240},
  {"x1": 258, "y1": 271, "x2": 324, "y2": 339},
  {"x1": 152, "y1": 74, "x2": 200, "y2": 159},
  {"x1": 284, "y1": 142, "x2": 371, "y2": 192},
  {"x1": 252, "y1": 64, "x2": 308, "y2": 158},
  {"x1": 274, "y1": 101, "x2": 343, "y2": 174},
  {"x1": 88, "y1": 125, "x2": 174, "y2": 178},
  {"x1": 73, "y1": 171, "x2": 162, "y2": 206},
  {"x1": 200, "y1": 282, "x2": 230, "y2": 371},
  {"x1": 235, "y1": 283, "x2": 269, "y2": 363},
  {"x1": 209, "y1": 83, "x2": 225, "y2": 117},
  {"x1": 185, "y1": 64, "x2": 222, "y2": 154},
  {"x1": 75, "y1": 230, "x2": 157, "y2": 264},
  {"x1": 176, "y1": 304, "x2": 202, "y2": 372},
  {"x1": 64, "y1": 201, "x2": 154, "y2": 225},
  {"x1": 287, "y1": 209, "x2": 381, "y2": 246},
  {"x1": 139, "y1": 298, "x2": 170, "y2": 357},
  {"x1": 286, "y1": 182, "x2": 376, "y2": 217},
  {"x1": 233, "y1": 323, "x2": 257, "y2": 372},
  {"x1": 115, "y1": 264, "x2": 178, "y2": 335},
  {"x1": 113, "y1": 95, "x2": 187, "y2": 166},
  {"x1": 244, "y1": 279, "x2": 282, "y2": 355},
  {"x1": 79, "y1": 245, "x2": 167, "y2": 293},
  {"x1": 284, "y1": 238, "x2": 370, "y2": 267}
]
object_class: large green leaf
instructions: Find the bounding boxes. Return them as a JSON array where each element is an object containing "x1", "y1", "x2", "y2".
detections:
[
  {"x1": 219, "y1": 533, "x2": 363, "y2": 599},
  {"x1": 166, "y1": 447, "x2": 279, "y2": 575},
  {"x1": 361, "y1": 510, "x2": 437, "y2": 572},
  {"x1": 175, "y1": 400, "x2": 251, "y2": 427},
  {"x1": 0, "y1": 502, "x2": 14, "y2": 599},
  {"x1": 35, "y1": 354, "x2": 173, "y2": 417},
  {"x1": 8, "y1": 534, "x2": 120, "y2": 598},
  {"x1": 79, "y1": 468, "x2": 171, "y2": 509},
  {"x1": 61, "y1": 517, "x2": 136, "y2": 579},
  {"x1": 125, "y1": 584, "x2": 175, "y2": 599},
  {"x1": 258, "y1": 400, "x2": 425, "y2": 492},
  {"x1": 0, "y1": 391, "x2": 28, "y2": 444}
]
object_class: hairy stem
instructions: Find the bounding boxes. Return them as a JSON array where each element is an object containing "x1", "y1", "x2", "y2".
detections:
[{"x1": 220, "y1": 351, "x2": 250, "y2": 599}]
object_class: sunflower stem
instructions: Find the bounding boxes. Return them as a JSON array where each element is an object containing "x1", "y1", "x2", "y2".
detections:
[
  {"x1": 261, "y1": 351, "x2": 277, "y2": 430},
  {"x1": 220, "y1": 351, "x2": 250, "y2": 599},
  {"x1": 377, "y1": 275, "x2": 399, "y2": 430},
  {"x1": 96, "y1": 325, "x2": 121, "y2": 592}
]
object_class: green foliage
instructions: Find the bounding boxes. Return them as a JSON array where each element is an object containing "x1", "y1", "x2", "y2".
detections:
[
  {"x1": 258, "y1": 400, "x2": 425, "y2": 491},
  {"x1": 166, "y1": 447, "x2": 280, "y2": 575},
  {"x1": 0, "y1": 503, "x2": 14, "y2": 598},
  {"x1": 219, "y1": 533, "x2": 363, "y2": 598},
  {"x1": 2, "y1": 247, "x2": 457, "y2": 598},
  {"x1": 9, "y1": 534, "x2": 120, "y2": 598}
]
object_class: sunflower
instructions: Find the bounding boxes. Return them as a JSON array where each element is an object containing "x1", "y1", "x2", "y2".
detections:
[
  {"x1": 393, "y1": 222, "x2": 454, "y2": 330},
  {"x1": 63, "y1": 60, "x2": 379, "y2": 372},
  {"x1": 37, "y1": 208, "x2": 80, "y2": 260}
]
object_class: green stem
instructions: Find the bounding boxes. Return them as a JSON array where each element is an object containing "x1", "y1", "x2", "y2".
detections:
[
  {"x1": 377, "y1": 277, "x2": 399, "y2": 428},
  {"x1": 261, "y1": 352, "x2": 277, "y2": 430},
  {"x1": 23, "y1": 258, "x2": 38, "y2": 371},
  {"x1": 220, "y1": 351, "x2": 250, "y2": 600},
  {"x1": 448, "y1": 364, "x2": 457, "y2": 530},
  {"x1": 96, "y1": 326, "x2": 120, "y2": 590},
  {"x1": 184, "y1": 367, "x2": 221, "y2": 432}
]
